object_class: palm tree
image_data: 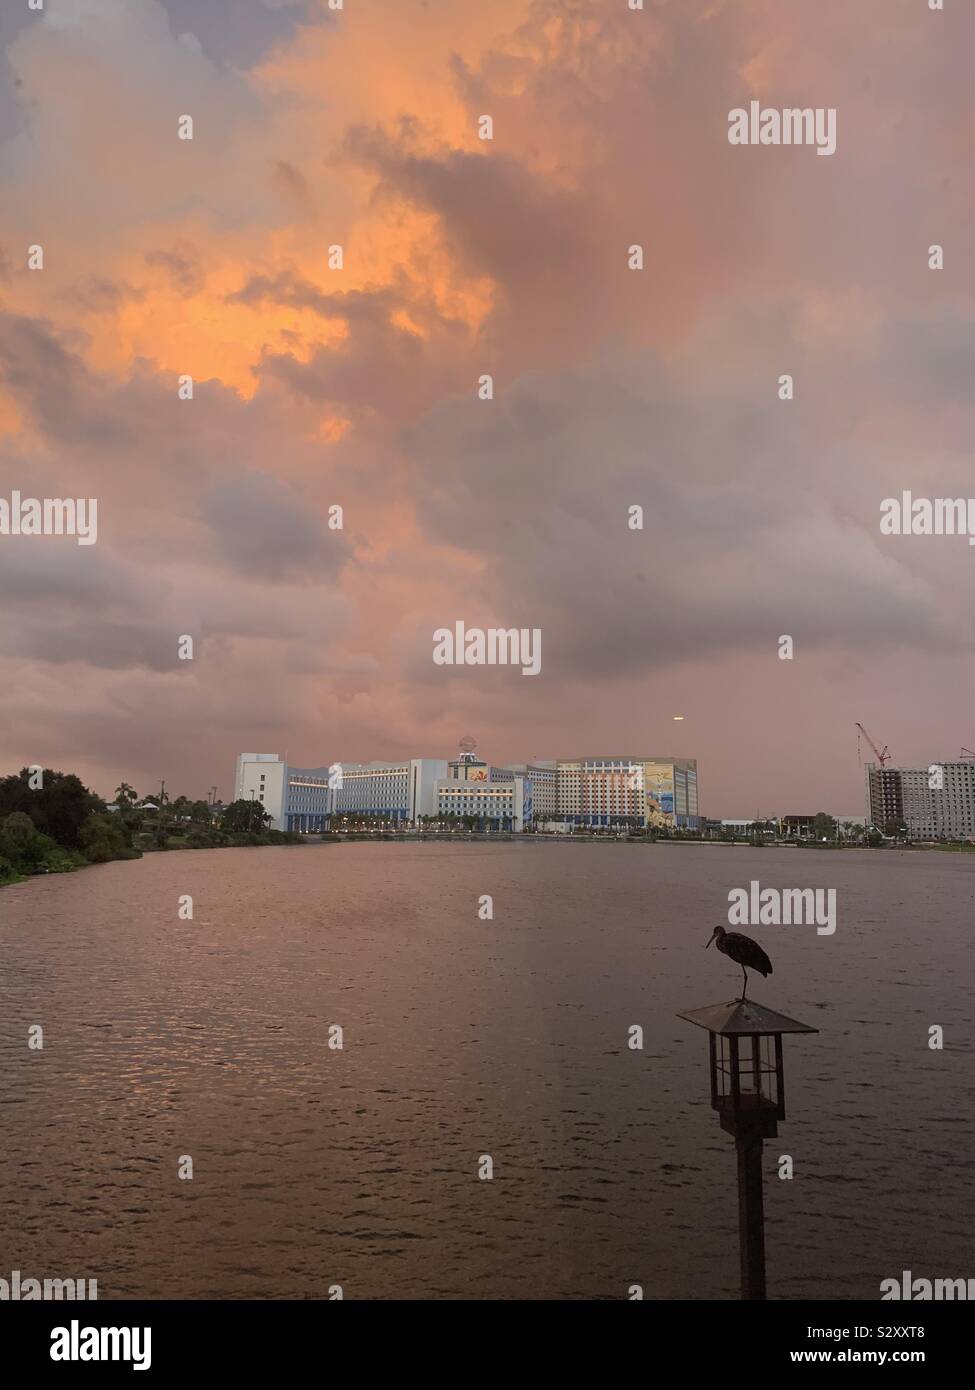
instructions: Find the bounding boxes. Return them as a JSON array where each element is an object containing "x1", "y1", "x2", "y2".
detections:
[{"x1": 114, "y1": 782, "x2": 138, "y2": 806}]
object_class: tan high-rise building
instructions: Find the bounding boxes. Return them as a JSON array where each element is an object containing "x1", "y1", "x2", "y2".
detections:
[{"x1": 553, "y1": 757, "x2": 699, "y2": 829}]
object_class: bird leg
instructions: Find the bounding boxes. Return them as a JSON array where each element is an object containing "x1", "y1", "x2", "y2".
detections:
[{"x1": 740, "y1": 965, "x2": 748, "y2": 1001}]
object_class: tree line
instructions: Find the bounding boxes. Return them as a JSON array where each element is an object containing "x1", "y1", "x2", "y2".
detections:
[{"x1": 0, "y1": 769, "x2": 299, "y2": 886}]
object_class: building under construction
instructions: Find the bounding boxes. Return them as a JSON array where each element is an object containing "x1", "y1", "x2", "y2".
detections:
[{"x1": 866, "y1": 760, "x2": 975, "y2": 840}]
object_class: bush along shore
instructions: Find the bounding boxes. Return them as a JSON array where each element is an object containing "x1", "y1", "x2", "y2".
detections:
[
  {"x1": 0, "y1": 770, "x2": 304, "y2": 888},
  {"x1": 0, "y1": 768, "x2": 140, "y2": 886}
]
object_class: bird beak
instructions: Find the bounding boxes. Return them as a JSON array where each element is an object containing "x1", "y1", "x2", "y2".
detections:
[{"x1": 705, "y1": 935, "x2": 713, "y2": 948}]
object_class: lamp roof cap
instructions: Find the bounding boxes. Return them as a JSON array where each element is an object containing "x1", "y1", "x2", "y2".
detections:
[{"x1": 677, "y1": 999, "x2": 819, "y2": 1035}]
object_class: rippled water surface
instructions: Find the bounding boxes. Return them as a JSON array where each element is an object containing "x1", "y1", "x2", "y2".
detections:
[{"x1": 1, "y1": 841, "x2": 972, "y2": 1299}]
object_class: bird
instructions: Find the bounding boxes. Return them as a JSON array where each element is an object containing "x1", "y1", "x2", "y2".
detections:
[{"x1": 706, "y1": 926, "x2": 773, "y2": 1000}]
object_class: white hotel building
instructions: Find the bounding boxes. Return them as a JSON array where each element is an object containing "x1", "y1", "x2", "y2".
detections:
[
  {"x1": 333, "y1": 753, "x2": 528, "y2": 830},
  {"x1": 334, "y1": 760, "x2": 448, "y2": 823},
  {"x1": 435, "y1": 753, "x2": 528, "y2": 829},
  {"x1": 234, "y1": 754, "x2": 333, "y2": 833},
  {"x1": 236, "y1": 754, "x2": 450, "y2": 830}
]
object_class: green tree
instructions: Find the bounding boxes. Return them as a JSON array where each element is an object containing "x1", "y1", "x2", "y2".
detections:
[
  {"x1": 114, "y1": 783, "x2": 139, "y2": 807},
  {"x1": 812, "y1": 812, "x2": 838, "y2": 841},
  {"x1": 221, "y1": 799, "x2": 271, "y2": 834},
  {"x1": 80, "y1": 813, "x2": 135, "y2": 864},
  {"x1": 0, "y1": 811, "x2": 56, "y2": 870},
  {"x1": 0, "y1": 852, "x2": 21, "y2": 884},
  {"x1": 0, "y1": 768, "x2": 103, "y2": 848}
]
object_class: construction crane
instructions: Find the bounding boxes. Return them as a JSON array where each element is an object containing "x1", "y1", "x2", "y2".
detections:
[
  {"x1": 856, "y1": 722, "x2": 891, "y2": 768},
  {"x1": 961, "y1": 748, "x2": 975, "y2": 762}
]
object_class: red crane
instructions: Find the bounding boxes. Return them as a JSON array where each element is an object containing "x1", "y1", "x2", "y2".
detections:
[{"x1": 856, "y1": 722, "x2": 891, "y2": 768}]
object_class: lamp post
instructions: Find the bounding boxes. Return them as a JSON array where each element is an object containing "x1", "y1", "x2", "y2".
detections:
[{"x1": 677, "y1": 999, "x2": 818, "y2": 1300}]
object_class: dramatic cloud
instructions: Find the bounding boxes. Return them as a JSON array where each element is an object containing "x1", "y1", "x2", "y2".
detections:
[
  {"x1": 200, "y1": 471, "x2": 348, "y2": 581},
  {"x1": 1, "y1": 0, "x2": 973, "y2": 812}
]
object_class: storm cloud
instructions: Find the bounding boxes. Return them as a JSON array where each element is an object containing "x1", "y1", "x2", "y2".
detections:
[{"x1": 1, "y1": 0, "x2": 973, "y2": 812}]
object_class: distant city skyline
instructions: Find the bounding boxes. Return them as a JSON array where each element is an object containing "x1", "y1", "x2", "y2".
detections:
[
  {"x1": 234, "y1": 751, "x2": 699, "y2": 834},
  {"x1": 8, "y1": 734, "x2": 975, "y2": 825}
]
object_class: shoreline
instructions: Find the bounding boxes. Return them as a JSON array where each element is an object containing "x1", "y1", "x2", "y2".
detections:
[{"x1": 5, "y1": 832, "x2": 970, "y2": 891}]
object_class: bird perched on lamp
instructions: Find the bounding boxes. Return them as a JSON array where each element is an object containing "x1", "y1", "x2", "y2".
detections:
[{"x1": 706, "y1": 926, "x2": 773, "y2": 1001}]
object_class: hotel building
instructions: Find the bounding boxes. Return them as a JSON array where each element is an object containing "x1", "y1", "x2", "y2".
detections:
[
  {"x1": 331, "y1": 760, "x2": 448, "y2": 823},
  {"x1": 435, "y1": 752, "x2": 528, "y2": 830},
  {"x1": 521, "y1": 763, "x2": 558, "y2": 821},
  {"x1": 553, "y1": 757, "x2": 699, "y2": 830},
  {"x1": 867, "y1": 761, "x2": 975, "y2": 840},
  {"x1": 234, "y1": 753, "x2": 333, "y2": 832}
]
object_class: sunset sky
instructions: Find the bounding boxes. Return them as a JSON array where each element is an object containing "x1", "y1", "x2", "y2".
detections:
[{"x1": 0, "y1": 0, "x2": 972, "y2": 816}]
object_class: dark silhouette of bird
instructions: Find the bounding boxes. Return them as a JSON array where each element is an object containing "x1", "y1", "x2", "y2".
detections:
[{"x1": 706, "y1": 926, "x2": 773, "y2": 1000}]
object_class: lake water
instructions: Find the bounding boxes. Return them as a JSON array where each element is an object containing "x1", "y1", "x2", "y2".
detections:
[{"x1": 1, "y1": 841, "x2": 972, "y2": 1300}]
